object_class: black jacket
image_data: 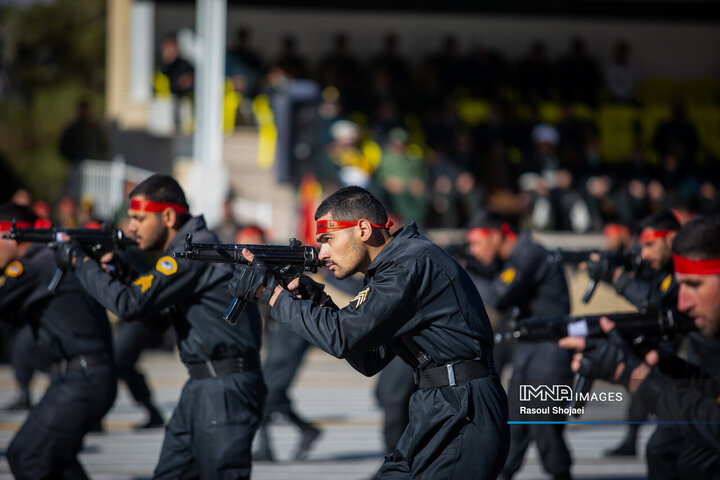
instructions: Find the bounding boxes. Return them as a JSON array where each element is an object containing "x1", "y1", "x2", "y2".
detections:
[
  {"x1": 270, "y1": 222, "x2": 495, "y2": 373},
  {"x1": 0, "y1": 245, "x2": 112, "y2": 360},
  {"x1": 73, "y1": 216, "x2": 262, "y2": 365}
]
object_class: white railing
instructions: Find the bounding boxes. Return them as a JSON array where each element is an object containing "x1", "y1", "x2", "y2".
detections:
[{"x1": 80, "y1": 155, "x2": 154, "y2": 221}]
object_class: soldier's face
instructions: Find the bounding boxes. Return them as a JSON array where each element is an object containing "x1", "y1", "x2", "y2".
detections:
[
  {"x1": 677, "y1": 273, "x2": 720, "y2": 338},
  {"x1": 468, "y1": 231, "x2": 501, "y2": 266},
  {"x1": 126, "y1": 197, "x2": 168, "y2": 251},
  {"x1": 316, "y1": 216, "x2": 365, "y2": 280},
  {"x1": 640, "y1": 237, "x2": 673, "y2": 270}
]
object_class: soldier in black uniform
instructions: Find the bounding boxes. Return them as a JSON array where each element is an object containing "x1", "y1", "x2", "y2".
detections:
[
  {"x1": 0, "y1": 203, "x2": 117, "y2": 479},
  {"x1": 467, "y1": 211, "x2": 573, "y2": 480},
  {"x1": 237, "y1": 226, "x2": 322, "y2": 462},
  {"x1": 53, "y1": 174, "x2": 266, "y2": 479},
  {"x1": 560, "y1": 213, "x2": 720, "y2": 480},
  {"x1": 228, "y1": 186, "x2": 509, "y2": 479},
  {"x1": 585, "y1": 211, "x2": 680, "y2": 457},
  {"x1": 3, "y1": 323, "x2": 50, "y2": 410}
]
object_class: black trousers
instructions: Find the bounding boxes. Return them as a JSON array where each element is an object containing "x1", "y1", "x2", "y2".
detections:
[
  {"x1": 6, "y1": 363, "x2": 117, "y2": 480},
  {"x1": 115, "y1": 320, "x2": 158, "y2": 405},
  {"x1": 502, "y1": 342, "x2": 573, "y2": 478},
  {"x1": 262, "y1": 320, "x2": 310, "y2": 417},
  {"x1": 374, "y1": 356, "x2": 416, "y2": 453},
  {"x1": 153, "y1": 369, "x2": 266, "y2": 480},
  {"x1": 11, "y1": 323, "x2": 50, "y2": 387},
  {"x1": 646, "y1": 423, "x2": 720, "y2": 480},
  {"x1": 375, "y1": 375, "x2": 509, "y2": 479}
]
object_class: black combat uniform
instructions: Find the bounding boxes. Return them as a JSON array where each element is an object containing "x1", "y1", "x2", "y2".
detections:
[
  {"x1": 374, "y1": 356, "x2": 416, "y2": 454},
  {"x1": 0, "y1": 245, "x2": 116, "y2": 479},
  {"x1": 71, "y1": 216, "x2": 266, "y2": 479},
  {"x1": 270, "y1": 223, "x2": 510, "y2": 478},
  {"x1": 472, "y1": 234, "x2": 573, "y2": 480}
]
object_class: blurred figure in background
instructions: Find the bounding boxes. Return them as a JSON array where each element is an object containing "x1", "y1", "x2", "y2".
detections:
[{"x1": 241, "y1": 225, "x2": 323, "y2": 462}]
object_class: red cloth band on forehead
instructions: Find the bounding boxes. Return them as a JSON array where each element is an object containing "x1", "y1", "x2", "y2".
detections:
[
  {"x1": 639, "y1": 229, "x2": 671, "y2": 243},
  {"x1": 0, "y1": 219, "x2": 52, "y2": 231},
  {"x1": 129, "y1": 198, "x2": 189, "y2": 214},
  {"x1": 604, "y1": 224, "x2": 630, "y2": 238},
  {"x1": 467, "y1": 223, "x2": 516, "y2": 242},
  {"x1": 674, "y1": 254, "x2": 720, "y2": 275},
  {"x1": 316, "y1": 219, "x2": 393, "y2": 235}
]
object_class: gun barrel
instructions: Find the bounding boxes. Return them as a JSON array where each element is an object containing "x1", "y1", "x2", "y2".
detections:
[
  {"x1": 173, "y1": 241, "x2": 325, "y2": 270},
  {"x1": 2, "y1": 228, "x2": 136, "y2": 248},
  {"x1": 504, "y1": 309, "x2": 695, "y2": 343}
]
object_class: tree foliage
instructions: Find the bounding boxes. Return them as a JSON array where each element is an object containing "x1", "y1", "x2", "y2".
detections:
[{"x1": 0, "y1": 0, "x2": 106, "y2": 201}]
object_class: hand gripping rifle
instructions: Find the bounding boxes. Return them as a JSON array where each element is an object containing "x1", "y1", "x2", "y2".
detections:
[
  {"x1": 550, "y1": 249, "x2": 642, "y2": 304},
  {"x1": 1, "y1": 222, "x2": 137, "y2": 292},
  {"x1": 172, "y1": 234, "x2": 325, "y2": 325},
  {"x1": 495, "y1": 309, "x2": 696, "y2": 413}
]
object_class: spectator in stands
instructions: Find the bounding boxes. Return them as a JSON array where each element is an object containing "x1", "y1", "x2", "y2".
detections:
[
  {"x1": 652, "y1": 100, "x2": 700, "y2": 168},
  {"x1": 318, "y1": 33, "x2": 363, "y2": 111},
  {"x1": 604, "y1": 39, "x2": 637, "y2": 103},
  {"x1": 462, "y1": 42, "x2": 508, "y2": 99},
  {"x1": 557, "y1": 103, "x2": 600, "y2": 179},
  {"x1": 59, "y1": 100, "x2": 107, "y2": 200},
  {"x1": 226, "y1": 27, "x2": 264, "y2": 99},
  {"x1": 515, "y1": 40, "x2": 556, "y2": 103},
  {"x1": 557, "y1": 36, "x2": 601, "y2": 105},
  {"x1": 425, "y1": 35, "x2": 463, "y2": 95},
  {"x1": 275, "y1": 35, "x2": 309, "y2": 79},
  {"x1": 214, "y1": 195, "x2": 239, "y2": 244},
  {"x1": 159, "y1": 35, "x2": 194, "y2": 96},
  {"x1": 370, "y1": 33, "x2": 411, "y2": 95},
  {"x1": 374, "y1": 127, "x2": 429, "y2": 225}
]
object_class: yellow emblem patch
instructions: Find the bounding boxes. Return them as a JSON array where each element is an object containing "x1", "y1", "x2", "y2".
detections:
[
  {"x1": 0, "y1": 275, "x2": 6, "y2": 288},
  {"x1": 156, "y1": 256, "x2": 178, "y2": 276},
  {"x1": 352, "y1": 287, "x2": 370, "y2": 308},
  {"x1": 133, "y1": 274, "x2": 154, "y2": 293},
  {"x1": 660, "y1": 274, "x2": 672, "y2": 293},
  {"x1": 500, "y1": 267, "x2": 516, "y2": 285},
  {"x1": 5, "y1": 261, "x2": 23, "y2": 278}
]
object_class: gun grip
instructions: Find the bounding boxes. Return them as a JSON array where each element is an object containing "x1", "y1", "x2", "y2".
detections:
[
  {"x1": 567, "y1": 374, "x2": 593, "y2": 415},
  {"x1": 223, "y1": 297, "x2": 247, "y2": 325},
  {"x1": 47, "y1": 269, "x2": 64, "y2": 293},
  {"x1": 582, "y1": 278, "x2": 598, "y2": 303}
]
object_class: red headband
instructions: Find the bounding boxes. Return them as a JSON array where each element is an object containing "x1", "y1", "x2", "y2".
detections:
[
  {"x1": 673, "y1": 254, "x2": 720, "y2": 275},
  {"x1": 467, "y1": 223, "x2": 516, "y2": 242},
  {"x1": 0, "y1": 219, "x2": 52, "y2": 231},
  {"x1": 129, "y1": 198, "x2": 189, "y2": 215},
  {"x1": 639, "y1": 228, "x2": 672, "y2": 243},
  {"x1": 316, "y1": 219, "x2": 393, "y2": 235},
  {"x1": 604, "y1": 224, "x2": 630, "y2": 238}
]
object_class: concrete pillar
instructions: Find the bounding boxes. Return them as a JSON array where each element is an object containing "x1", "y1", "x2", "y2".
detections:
[{"x1": 128, "y1": 0, "x2": 154, "y2": 104}]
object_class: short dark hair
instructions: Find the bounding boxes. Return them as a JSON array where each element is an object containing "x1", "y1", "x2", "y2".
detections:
[
  {"x1": 638, "y1": 210, "x2": 680, "y2": 232},
  {"x1": 315, "y1": 186, "x2": 387, "y2": 225},
  {"x1": 469, "y1": 210, "x2": 517, "y2": 232},
  {"x1": 0, "y1": 203, "x2": 36, "y2": 224},
  {"x1": 672, "y1": 214, "x2": 720, "y2": 259},
  {"x1": 130, "y1": 174, "x2": 190, "y2": 224}
]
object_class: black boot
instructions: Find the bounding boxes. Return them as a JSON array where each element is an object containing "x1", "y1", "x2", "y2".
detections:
[
  {"x1": 294, "y1": 425, "x2": 322, "y2": 461},
  {"x1": 253, "y1": 423, "x2": 275, "y2": 462},
  {"x1": 135, "y1": 401, "x2": 165, "y2": 429},
  {"x1": 605, "y1": 425, "x2": 638, "y2": 457},
  {"x1": 4, "y1": 388, "x2": 31, "y2": 411}
]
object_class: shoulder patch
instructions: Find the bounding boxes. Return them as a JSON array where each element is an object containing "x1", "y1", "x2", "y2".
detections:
[
  {"x1": 660, "y1": 274, "x2": 673, "y2": 293},
  {"x1": 133, "y1": 274, "x2": 154, "y2": 293},
  {"x1": 351, "y1": 287, "x2": 370, "y2": 308},
  {"x1": 5, "y1": 261, "x2": 23, "y2": 278},
  {"x1": 500, "y1": 267, "x2": 516, "y2": 285},
  {"x1": 156, "y1": 256, "x2": 178, "y2": 276}
]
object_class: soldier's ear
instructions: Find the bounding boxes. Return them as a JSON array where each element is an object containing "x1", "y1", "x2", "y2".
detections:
[
  {"x1": 160, "y1": 208, "x2": 177, "y2": 229},
  {"x1": 356, "y1": 219, "x2": 373, "y2": 242}
]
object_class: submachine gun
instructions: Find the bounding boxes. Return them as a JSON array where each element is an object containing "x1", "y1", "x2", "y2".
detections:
[
  {"x1": 173, "y1": 234, "x2": 325, "y2": 325},
  {"x1": 496, "y1": 309, "x2": 696, "y2": 412},
  {"x1": 1, "y1": 222, "x2": 137, "y2": 292},
  {"x1": 551, "y1": 249, "x2": 642, "y2": 304}
]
